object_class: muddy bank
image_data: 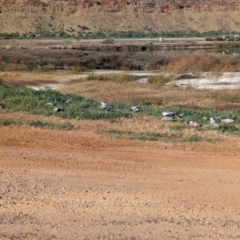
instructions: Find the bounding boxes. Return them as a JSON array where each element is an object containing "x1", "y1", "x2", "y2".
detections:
[
  {"x1": 1, "y1": 47, "x2": 240, "y2": 71},
  {"x1": 0, "y1": 48, "x2": 169, "y2": 70}
]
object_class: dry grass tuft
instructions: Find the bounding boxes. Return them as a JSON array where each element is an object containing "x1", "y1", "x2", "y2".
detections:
[
  {"x1": 87, "y1": 73, "x2": 135, "y2": 83},
  {"x1": 161, "y1": 54, "x2": 239, "y2": 74},
  {"x1": 148, "y1": 74, "x2": 174, "y2": 85}
]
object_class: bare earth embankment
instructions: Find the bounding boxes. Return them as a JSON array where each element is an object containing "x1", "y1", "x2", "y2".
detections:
[{"x1": 1, "y1": 116, "x2": 240, "y2": 239}]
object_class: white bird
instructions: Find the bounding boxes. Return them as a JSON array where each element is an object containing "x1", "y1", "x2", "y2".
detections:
[
  {"x1": 99, "y1": 101, "x2": 108, "y2": 109},
  {"x1": 221, "y1": 119, "x2": 234, "y2": 123},
  {"x1": 54, "y1": 107, "x2": 63, "y2": 112},
  {"x1": 99, "y1": 101, "x2": 112, "y2": 111},
  {"x1": 162, "y1": 111, "x2": 175, "y2": 117},
  {"x1": 161, "y1": 116, "x2": 174, "y2": 121},
  {"x1": 45, "y1": 102, "x2": 53, "y2": 106},
  {"x1": 189, "y1": 121, "x2": 200, "y2": 128},
  {"x1": 178, "y1": 113, "x2": 184, "y2": 118},
  {"x1": 131, "y1": 106, "x2": 140, "y2": 112},
  {"x1": 210, "y1": 118, "x2": 219, "y2": 128},
  {"x1": 66, "y1": 98, "x2": 71, "y2": 104}
]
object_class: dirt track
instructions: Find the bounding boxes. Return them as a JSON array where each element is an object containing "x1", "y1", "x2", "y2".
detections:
[{"x1": 1, "y1": 121, "x2": 240, "y2": 240}]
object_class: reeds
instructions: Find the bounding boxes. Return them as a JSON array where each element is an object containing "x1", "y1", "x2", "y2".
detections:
[{"x1": 160, "y1": 54, "x2": 239, "y2": 74}]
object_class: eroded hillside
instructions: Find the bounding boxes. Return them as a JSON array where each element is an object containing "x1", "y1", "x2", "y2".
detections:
[{"x1": 0, "y1": 0, "x2": 240, "y2": 35}]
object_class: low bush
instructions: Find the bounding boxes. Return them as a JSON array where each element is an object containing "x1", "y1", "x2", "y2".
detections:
[
  {"x1": 148, "y1": 75, "x2": 174, "y2": 85},
  {"x1": 29, "y1": 120, "x2": 74, "y2": 130},
  {"x1": 218, "y1": 124, "x2": 239, "y2": 133},
  {"x1": 0, "y1": 118, "x2": 19, "y2": 126},
  {"x1": 108, "y1": 130, "x2": 161, "y2": 141},
  {"x1": 87, "y1": 74, "x2": 135, "y2": 83}
]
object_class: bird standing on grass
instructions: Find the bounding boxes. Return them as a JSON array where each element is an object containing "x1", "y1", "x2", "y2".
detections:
[
  {"x1": 65, "y1": 98, "x2": 71, "y2": 104},
  {"x1": 54, "y1": 107, "x2": 63, "y2": 112},
  {"x1": 45, "y1": 102, "x2": 53, "y2": 106},
  {"x1": 189, "y1": 121, "x2": 200, "y2": 128},
  {"x1": 162, "y1": 111, "x2": 175, "y2": 117},
  {"x1": 99, "y1": 101, "x2": 108, "y2": 109},
  {"x1": 221, "y1": 119, "x2": 234, "y2": 123},
  {"x1": 131, "y1": 106, "x2": 140, "y2": 112},
  {"x1": 99, "y1": 101, "x2": 111, "y2": 111},
  {"x1": 210, "y1": 118, "x2": 219, "y2": 128},
  {"x1": 161, "y1": 116, "x2": 174, "y2": 121}
]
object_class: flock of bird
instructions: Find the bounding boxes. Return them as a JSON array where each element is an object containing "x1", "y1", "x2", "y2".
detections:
[
  {"x1": 100, "y1": 101, "x2": 235, "y2": 128},
  {"x1": 45, "y1": 98, "x2": 72, "y2": 112},
  {"x1": 161, "y1": 111, "x2": 235, "y2": 128},
  {"x1": 0, "y1": 99, "x2": 236, "y2": 129}
]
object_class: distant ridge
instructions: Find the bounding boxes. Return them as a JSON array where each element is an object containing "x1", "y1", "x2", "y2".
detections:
[{"x1": 0, "y1": 0, "x2": 240, "y2": 35}]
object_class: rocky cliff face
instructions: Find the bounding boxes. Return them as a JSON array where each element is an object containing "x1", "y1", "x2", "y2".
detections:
[{"x1": 0, "y1": 0, "x2": 240, "y2": 34}]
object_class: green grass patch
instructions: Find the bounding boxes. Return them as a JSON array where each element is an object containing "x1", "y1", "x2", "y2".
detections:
[
  {"x1": 169, "y1": 124, "x2": 186, "y2": 131},
  {"x1": 108, "y1": 130, "x2": 161, "y2": 141},
  {"x1": 107, "y1": 129, "x2": 216, "y2": 142},
  {"x1": 0, "y1": 117, "x2": 73, "y2": 130},
  {"x1": 29, "y1": 120, "x2": 74, "y2": 130},
  {"x1": 0, "y1": 118, "x2": 20, "y2": 126},
  {"x1": 0, "y1": 79, "x2": 134, "y2": 120},
  {"x1": 218, "y1": 124, "x2": 239, "y2": 133},
  {"x1": 183, "y1": 134, "x2": 203, "y2": 142}
]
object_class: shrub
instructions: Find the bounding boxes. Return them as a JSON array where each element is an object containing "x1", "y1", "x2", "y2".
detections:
[
  {"x1": 108, "y1": 130, "x2": 161, "y2": 141},
  {"x1": 218, "y1": 124, "x2": 239, "y2": 133},
  {"x1": 87, "y1": 74, "x2": 135, "y2": 83},
  {"x1": 148, "y1": 75, "x2": 174, "y2": 85},
  {"x1": 29, "y1": 120, "x2": 74, "y2": 130}
]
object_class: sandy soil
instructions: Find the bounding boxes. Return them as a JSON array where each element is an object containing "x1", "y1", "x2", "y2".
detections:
[{"x1": 1, "y1": 113, "x2": 240, "y2": 240}]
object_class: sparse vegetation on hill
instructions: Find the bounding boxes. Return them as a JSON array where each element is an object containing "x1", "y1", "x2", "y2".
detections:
[
  {"x1": 1, "y1": 0, "x2": 240, "y2": 37},
  {"x1": 1, "y1": 30, "x2": 240, "y2": 40}
]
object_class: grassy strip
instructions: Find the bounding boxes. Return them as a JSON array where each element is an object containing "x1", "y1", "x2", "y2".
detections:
[
  {"x1": 29, "y1": 121, "x2": 74, "y2": 130},
  {"x1": 108, "y1": 130, "x2": 161, "y2": 141},
  {"x1": 0, "y1": 118, "x2": 20, "y2": 126},
  {"x1": 0, "y1": 79, "x2": 240, "y2": 130},
  {"x1": 0, "y1": 118, "x2": 73, "y2": 130},
  {"x1": 0, "y1": 79, "x2": 133, "y2": 120},
  {"x1": 107, "y1": 130, "x2": 216, "y2": 142}
]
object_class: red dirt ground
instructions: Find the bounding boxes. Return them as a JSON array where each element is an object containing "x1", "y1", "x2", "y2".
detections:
[{"x1": 1, "y1": 118, "x2": 240, "y2": 239}]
